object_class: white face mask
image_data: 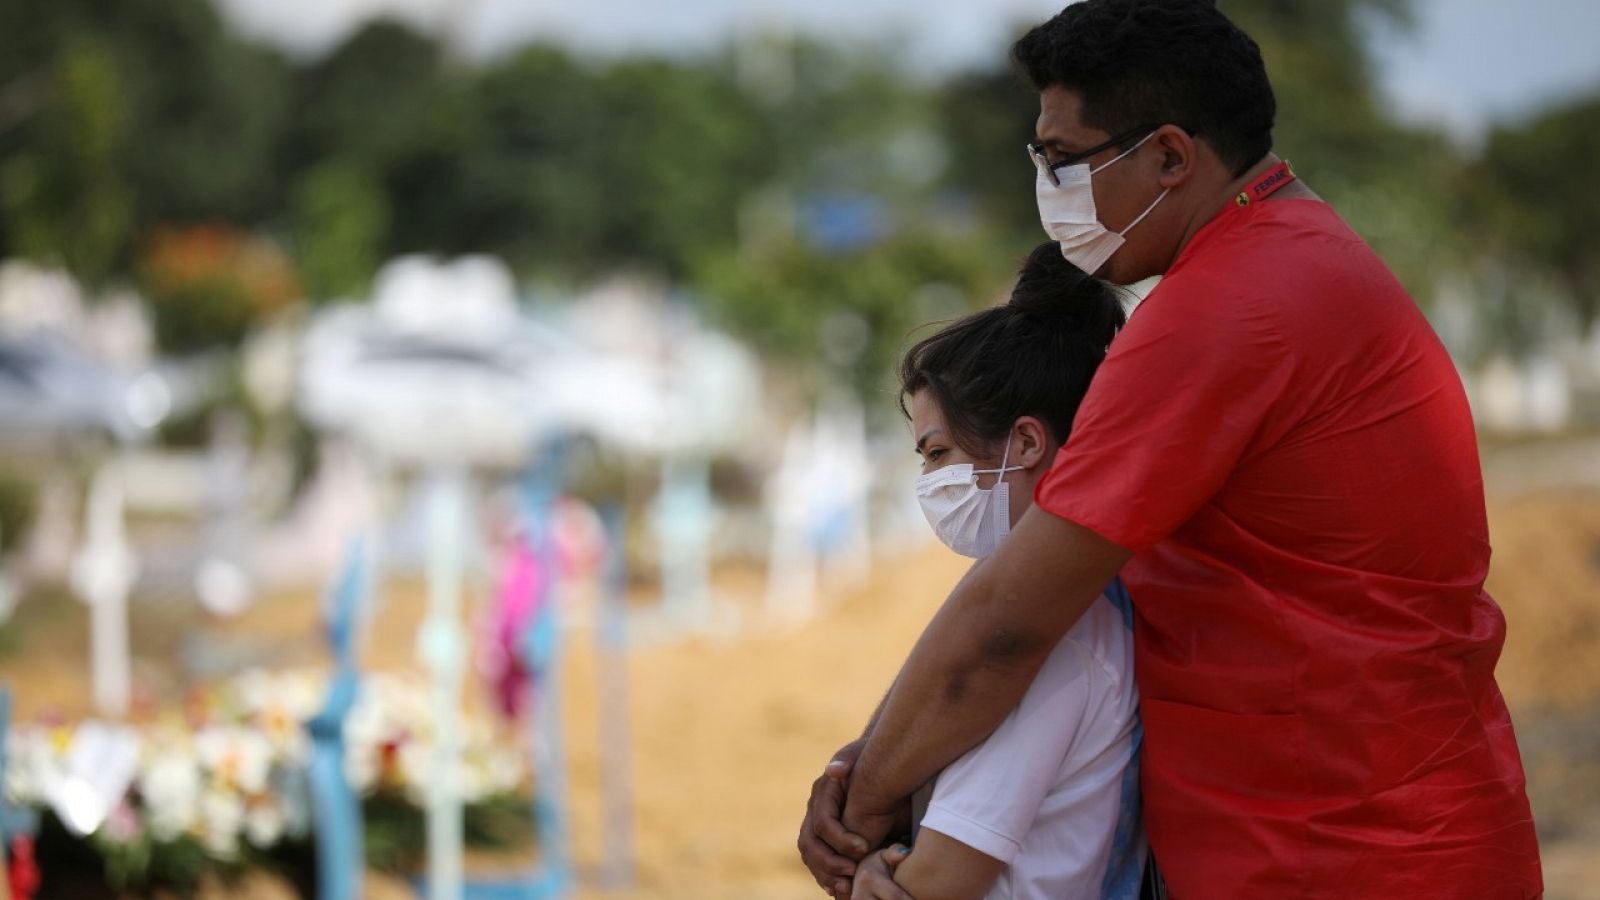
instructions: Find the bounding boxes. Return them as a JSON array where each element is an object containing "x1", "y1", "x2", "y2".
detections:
[
  {"x1": 1034, "y1": 130, "x2": 1169, "y2": 277},
  {"x1": 915, "y1": 439, "x2": 1022, "y2": 559}
]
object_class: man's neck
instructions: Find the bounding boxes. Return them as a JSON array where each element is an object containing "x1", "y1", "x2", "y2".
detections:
[
  {"x1": 1226, "y1": 153, "x2": 1321, "y2": 204},
  {"x1": 1163, "y1": 153, "x2": 1321, "y2": 270}
]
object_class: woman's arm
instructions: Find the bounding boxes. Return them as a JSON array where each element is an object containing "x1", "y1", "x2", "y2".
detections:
[
  {"x1": 850, "y1": 832, "x2": 1005, "y2": 900},
  {"x1": 895, "y1": 830, "x2": 1006, "y2": 900}
]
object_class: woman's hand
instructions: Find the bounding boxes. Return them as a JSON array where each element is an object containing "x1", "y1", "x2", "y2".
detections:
[{"x1": 851, "y1": 845, "x2": 915, "y2": 900}]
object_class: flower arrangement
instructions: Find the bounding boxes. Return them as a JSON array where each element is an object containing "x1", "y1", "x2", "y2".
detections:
[{"x1": 3, "y1": 668, "x2": 531, "y2": 893}]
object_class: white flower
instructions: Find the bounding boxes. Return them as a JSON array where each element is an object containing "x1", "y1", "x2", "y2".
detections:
[
  {"x1": 459, "y1": 753, "x2": 491, "y2": 805},
  {"x1": 343, "y1": 746, "x2": 378, "y2": 795},
  {"x1": 198, "y1": 787, "x2": 245, "y2": 858},
  {"x1": 139, "y1": 751, "x2": 201, "y2": 842},
  {"x1": 6, "y1": 725, "x2": 65, "y2": 805},
  {"x1": 243, "y1": 797, "x2": 287, "y2": 848},
  {"x1": 230, "y1": 669, "x2": 320, "y2": 759},
  {"x1": 486, "y1": 745, "x2": 524, "y2": 795},
  {"x1": 342, "y1": 689, "x2": 390, "y2": 794},
  {"x1": 460, "y1": 744, "x2": 525, "y2": 804},
  {"x1": 230, "y1": 668, "x2": 277, "y2": 716},
  {"x1": 195, "y1": 726, "x2": 273, "y2": 795},
  {"x1": 398, "y1": 741, "x2": 431, "y2": 805}
]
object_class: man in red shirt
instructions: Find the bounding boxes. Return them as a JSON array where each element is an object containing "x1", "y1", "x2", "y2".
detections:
[{"x1": 797, "y1": 1, "x2": 1543, "y2": 897}]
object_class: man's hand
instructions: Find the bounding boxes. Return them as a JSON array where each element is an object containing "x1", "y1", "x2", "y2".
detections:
[
  {"x1": 799, "y1": 739, "x2": 872, "y2": 895},
  {"x1": 840, "y1": 782, "x2": 906, "y2": 862},
  {"x1": 851, "y1": 845, "x2": 915, "y2": 900}
]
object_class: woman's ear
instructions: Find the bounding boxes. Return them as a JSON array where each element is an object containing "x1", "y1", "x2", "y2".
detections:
[{"x1": 1012, "y1": 416, "x2": 1053, "y2": 470}]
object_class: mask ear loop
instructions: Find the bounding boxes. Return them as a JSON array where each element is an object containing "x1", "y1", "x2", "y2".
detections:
[
  {"x1": 974, "y1": 433, "x2": 1025, "y2": 483},
  {"x1": 1119, "y1": 188, "x2": 1170, "y2": 237},
  {"x1": 1085, "y1": 130, "x2": 1170, "y2": 238},
  {"x1": 990, "y1": 434, "x2": 1016, "y2": 545},
  {"x1": 1089, "y1": 129, "x2": 1160, "y2": 176}
]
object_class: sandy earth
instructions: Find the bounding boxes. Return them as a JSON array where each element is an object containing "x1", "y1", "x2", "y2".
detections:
[
  {"x1": 3, "y1": 483, "x2": 1598, "y2": 898},
  {"x1": 559, "y1": 489, "x2": 1600, "y2": 900}
]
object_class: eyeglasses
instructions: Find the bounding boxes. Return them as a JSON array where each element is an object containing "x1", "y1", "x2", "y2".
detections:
[{"x1": 1028, "y1": 123, "x2": 1192, "y2": 186}]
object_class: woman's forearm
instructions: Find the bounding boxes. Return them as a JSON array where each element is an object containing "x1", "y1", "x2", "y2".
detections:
[{"x1": 895, "y1": 829, "x2": 1007, "y2": 900}]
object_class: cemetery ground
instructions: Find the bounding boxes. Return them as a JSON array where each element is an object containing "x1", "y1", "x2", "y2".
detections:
[{"x1": 2, "y1": 442, "x2": 1598, "y2": 899}]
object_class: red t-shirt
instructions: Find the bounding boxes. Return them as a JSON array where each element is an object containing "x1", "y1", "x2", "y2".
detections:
[{"x1": 1035, "y1": 198, "x2": 1542, "y2": 898}]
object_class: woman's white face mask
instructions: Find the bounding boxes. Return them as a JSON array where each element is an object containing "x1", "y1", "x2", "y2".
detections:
[{"x1": 914, "y1": 438, "x2": 1021, "y2": 559}]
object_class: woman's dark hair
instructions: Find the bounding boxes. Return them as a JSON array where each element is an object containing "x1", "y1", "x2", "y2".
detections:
[
  {"x1": 898, "y1": 242, "x2": 1126, "y2": 456},
  {"x1": 1012, "y1": 0, "x2": 1275, "y2": 178}
]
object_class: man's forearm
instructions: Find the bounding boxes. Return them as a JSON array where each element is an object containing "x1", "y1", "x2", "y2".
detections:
[
  {"x1": 843, "y1": 510, "x2": 1128, "y2": 828},
  {"x1": 859, "y1": 555, "x2": 991, "y2": 741},
  {"x1": 846, "y1": 566, "x2": 1059, "y2": 811},
  {"x1": 862, "y1": 679, "x2": 894, "y2": 739}
]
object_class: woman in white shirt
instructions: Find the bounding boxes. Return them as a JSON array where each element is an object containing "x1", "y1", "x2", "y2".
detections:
[{"x1": 852, "y1": 243, "x2": 1153, "y2": 900}]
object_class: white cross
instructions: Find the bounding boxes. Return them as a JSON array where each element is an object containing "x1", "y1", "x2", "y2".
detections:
[
  {"x1": 71, "y1": 463, "x2": 138, "y2": 718},
  {"x1": 416, "y1": 469, "x2": 466, "y2": 900}
]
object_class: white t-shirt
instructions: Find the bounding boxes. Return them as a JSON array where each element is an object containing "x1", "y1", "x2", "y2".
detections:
[{"x1": 913, "y1": 578, "x2": 1145, "y2": 900}]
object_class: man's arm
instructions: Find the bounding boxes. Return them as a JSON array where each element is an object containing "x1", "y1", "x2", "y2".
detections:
[
  {"x1": 861, "y1": 677, "x2": 895, "y2": 737},
  {"x1": 798, "y1": 560, "x2": 997, "y2": 894},
  {"x1": 796, "y1": 679, "x2": 907, "y2": 895},
  {"x1": 840, "y1": 508, "x2": 1129, "y2": 845}
]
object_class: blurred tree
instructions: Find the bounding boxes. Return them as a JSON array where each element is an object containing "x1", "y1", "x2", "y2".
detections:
[
  {"x1": 696, "y1": 232, "x2": 1013, "y2": 397},
  {"x1": 0, "y1": 467, "x2": 39, "y2": 556},
  {"x1": 934, "y1": 67, "x2": 1041, "y2": 243},
  {"x1": 596, "y1": 56, "x2": 770, "y2": 275},
  {"x1": 0, "y1": 0, "x2": 1582, "y2": 376},
  {"x1": 775, "y1": 41, "x2": 940, "y2": 200},
  {"x1": 0, "y1": 0, "x2": 290, "y2": 284},
  {"x1": 0, "y1": 35, "x2": 131, "y2": 288},
  {"x1": 289, "y1": 159, "x2": 391, "y2": 301},
  {"x1": 289, "y1": 19, "x2": 452, "y2": 173},
  {"x1": 110, "y1": 0, "x2": 292, "y2": 225},
  {"x1": 1470, "y1": 93, "x2": 1600, "y2": 332},
  {"x1": 453, "y1": 47, "x2": 771, "y2": 278},
  {"x1": 287, "y1": 18, "x2": 475, "y2": 277},
  {"x1": 444, "y1": 44, "x2": 610, "y2": 270},
  {"x1": 680, "y1": 39, "x2": 1035, "y2": 401}
]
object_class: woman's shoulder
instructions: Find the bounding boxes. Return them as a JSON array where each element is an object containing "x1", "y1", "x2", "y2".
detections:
[{"x1": 1054, "y1": 589, "x2": 1136, "y2": 688}]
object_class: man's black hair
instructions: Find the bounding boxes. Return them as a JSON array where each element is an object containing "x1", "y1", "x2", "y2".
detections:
[{"x1": 1013, "y1": 0, "x2": 1276, "y2": 177}]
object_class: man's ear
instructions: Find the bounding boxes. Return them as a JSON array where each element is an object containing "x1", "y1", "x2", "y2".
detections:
[
  {"x1": 1155, "y1": 123, "x2": 1197, "y2": 189},
  {"x1": 1013, "y1": 416, "x2": 1053, "y2": 470}
]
